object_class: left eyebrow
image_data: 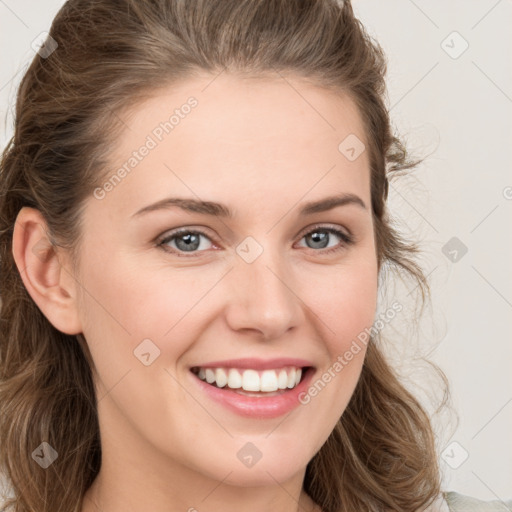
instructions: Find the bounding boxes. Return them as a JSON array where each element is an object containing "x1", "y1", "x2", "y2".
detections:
[
  {"x1": 131, "y1": 193, "x2": 367, "y2": 219},
  {"x1": 298, "y1": 193, "x2": 367, "y2": 215}
]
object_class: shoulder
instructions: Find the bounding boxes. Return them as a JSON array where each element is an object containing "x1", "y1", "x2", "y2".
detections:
[{"x1": 438, "y1": 491, "x2": 512, "y2": 512}]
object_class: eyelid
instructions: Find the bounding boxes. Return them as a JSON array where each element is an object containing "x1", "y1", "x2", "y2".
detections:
[
  {"x1": 156, "y1": 225, "x2": 216, "y2": 243},
  {"x1": 156, "y1": 223, "x2": 353, "y2": 243},
  {"x1": 296, "y1": 222, "x2": 352, "y2": 240}
]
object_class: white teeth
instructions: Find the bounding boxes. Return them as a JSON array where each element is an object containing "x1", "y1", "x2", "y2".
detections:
[
  {"x1": 194, "y1": 366, "x2": 306, "y2": 392},
  {"x1": 227, "y1": 368, "x2": 242, "y2": 389},
  {"x1": 242, "y1": 369, "x2": 260, "y2": 391},
  {"x1": 260, "y1": 370, "x2": 278, "y2": 392},
  {"x1": 287, "y1": 368, "x2": 296, "y2": 388},
  {"x1": 215, "y1": 368, "x2": 228, "y2": 388},
  {"x1": 278, "y1": 369, "x2": 288, "y2": 389}
]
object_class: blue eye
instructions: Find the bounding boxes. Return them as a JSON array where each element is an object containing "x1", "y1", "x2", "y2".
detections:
[
  {"x1": 157, "y1": 225, "x2": 354, "y2": 257},
  {"x1": 158, "y1": 229, "x2": 213, "y2": 255},
  {"x1": 298, "y1": 227, "x2": 354, "y2": 254}
]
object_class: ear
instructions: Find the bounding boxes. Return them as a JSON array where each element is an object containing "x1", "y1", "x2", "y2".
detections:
[{"x1": 11, "y1": 207, "x2": 82, "y2": 335}]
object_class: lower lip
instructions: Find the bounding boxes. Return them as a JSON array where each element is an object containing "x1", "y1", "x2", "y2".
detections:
[{"x1": 190, "y1": 368, "x2": 315, "y2": 419}]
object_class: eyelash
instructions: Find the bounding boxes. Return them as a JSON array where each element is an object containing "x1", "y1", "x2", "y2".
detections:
[{"x1": 156, "y1": 224, "x2": 354, "y2": 258}]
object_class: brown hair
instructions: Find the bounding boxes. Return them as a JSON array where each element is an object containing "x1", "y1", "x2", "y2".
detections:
[{"x1": 0, "y1": 1, "x2": 448, "y2": 511}]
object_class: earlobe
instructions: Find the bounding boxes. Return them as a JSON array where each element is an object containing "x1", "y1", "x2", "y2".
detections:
[{"x1": 11, "y1": 206, "x2": 83, "y2": 335}]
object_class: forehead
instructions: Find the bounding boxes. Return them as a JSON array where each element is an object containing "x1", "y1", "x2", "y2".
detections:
[
  {"x1": 121, "y1": 72, "x2": 367, "y2": 149},
  {"x1": 94, "y1": 72, "x2": 371, "y2": 219}
]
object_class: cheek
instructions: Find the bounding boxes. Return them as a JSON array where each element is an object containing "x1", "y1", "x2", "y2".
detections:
[
  {"x1": 75, "y1": 250, "x2": 179, "y2": 385},
  {"x1": 314, "y1": 256, "x2": 379, "y2": 354},
  {"x1": 297, "y1": 255, "x2": 378, "y2": 432},
  {"x1": 78, "y1": 247, "x2": 201, "y2": 341},
  {"x1": 76, "y1": 254, "x2": 208, "y2": 434}
]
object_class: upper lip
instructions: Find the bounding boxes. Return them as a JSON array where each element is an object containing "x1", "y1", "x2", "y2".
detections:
[{"x1": 190, "y1": 357, "x2": 315, "y2": 370}]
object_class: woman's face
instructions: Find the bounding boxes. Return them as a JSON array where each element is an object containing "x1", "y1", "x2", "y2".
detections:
[{"x1": 75, "y1": 73, "x2": 378, "y2": 487}]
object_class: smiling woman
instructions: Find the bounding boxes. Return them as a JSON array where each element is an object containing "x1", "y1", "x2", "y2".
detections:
[{"x1": 0, "y1": 1, "x2": 510, "y2": 512}]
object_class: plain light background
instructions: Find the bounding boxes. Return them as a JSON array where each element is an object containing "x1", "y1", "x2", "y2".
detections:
[{"x1": 1, "y1": 0, "x2": 511, "y2": 503}]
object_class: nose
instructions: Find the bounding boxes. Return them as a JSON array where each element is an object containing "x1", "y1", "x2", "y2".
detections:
[{"x1": 223, "y1": 247, "x2": 305, "y2": 341}]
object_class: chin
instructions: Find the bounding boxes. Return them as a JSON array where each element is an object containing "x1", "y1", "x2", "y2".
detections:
[
  {"x1": 183, "y1": 442, "x2": 313, "y2": 487},
  {"x1": 222, "y1": 459, "x2": 309, "y2": 487}
]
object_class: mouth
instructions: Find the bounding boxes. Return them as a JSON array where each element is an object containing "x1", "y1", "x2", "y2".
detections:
[
  {"x1": 190, "y1": 365, "x2": 312, "y2": 396},
  {"x1": 188, "y1": 357, "x2": 316, "y2": 418}
]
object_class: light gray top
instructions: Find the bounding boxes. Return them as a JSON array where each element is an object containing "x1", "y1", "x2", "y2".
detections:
[{"x1": 434, "y1": 491, "x2": 512, "y2": 512}]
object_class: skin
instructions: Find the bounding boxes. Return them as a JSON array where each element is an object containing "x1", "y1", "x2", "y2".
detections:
[{"x1": 13, "y1": 72, "x2": 378, "y2": 512}]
